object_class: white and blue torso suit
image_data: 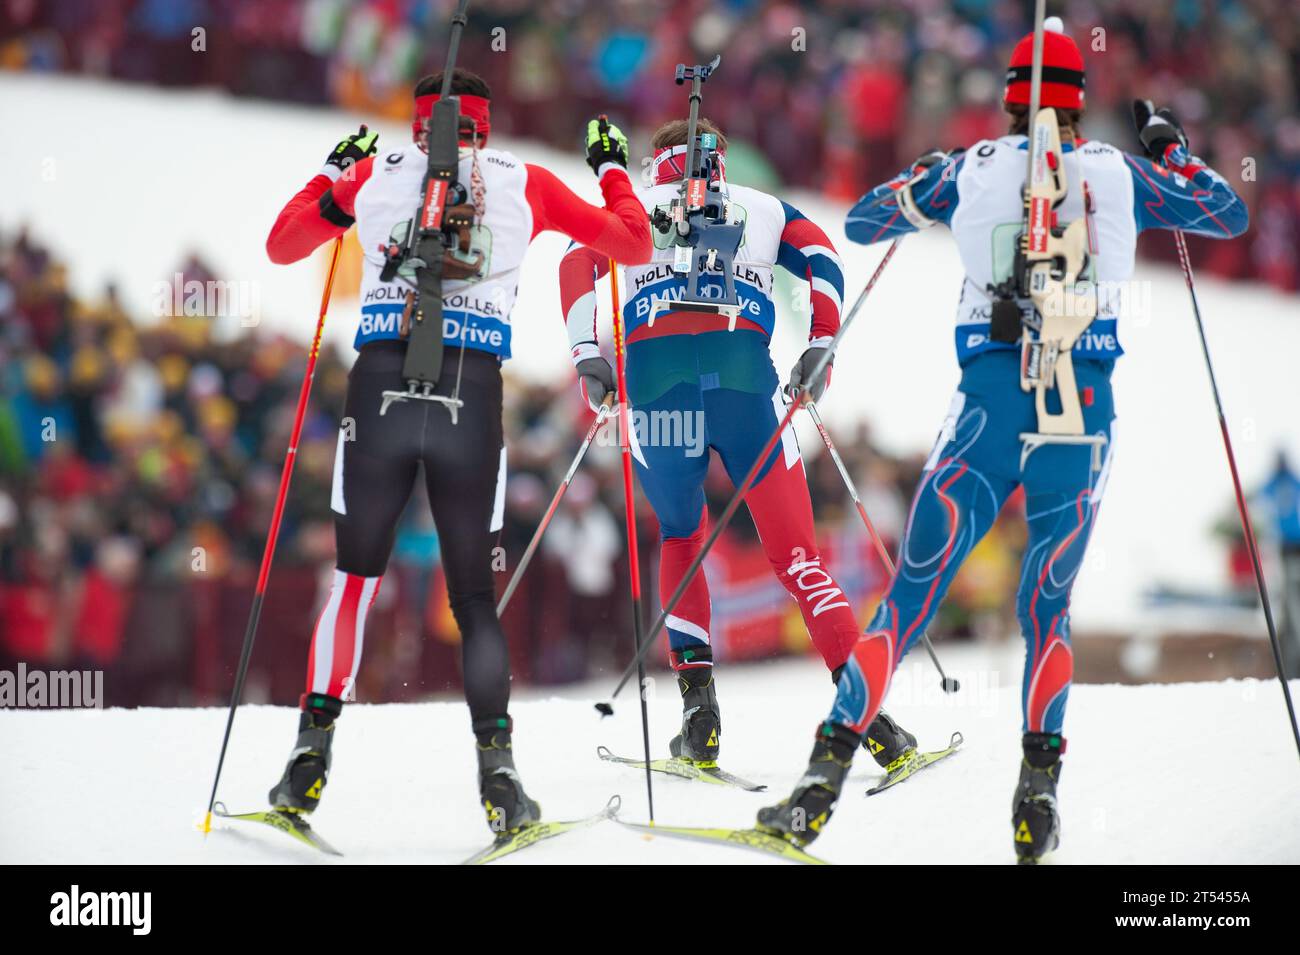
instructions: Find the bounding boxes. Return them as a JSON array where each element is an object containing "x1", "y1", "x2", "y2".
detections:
[{"x1": 845, "y1": 134, "x2": 1249, "y2": 367}]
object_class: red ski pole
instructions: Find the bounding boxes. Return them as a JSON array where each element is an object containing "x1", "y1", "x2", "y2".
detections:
[
  {"x1": 608, "y1": 258, "x2": 656, "y2": 822},
  {"x1": 204, "y1": 237, "x2": 345, "y2": 832}
]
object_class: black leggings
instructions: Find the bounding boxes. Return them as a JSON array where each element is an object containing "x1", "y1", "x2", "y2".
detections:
[{"x1": 332, "y1": 341, "x2": 508, "y2": 724}]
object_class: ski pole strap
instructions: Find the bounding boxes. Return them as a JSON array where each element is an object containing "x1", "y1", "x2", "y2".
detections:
[{"x1": 896, "y1": 183, "x2": 937, "y2": 230}]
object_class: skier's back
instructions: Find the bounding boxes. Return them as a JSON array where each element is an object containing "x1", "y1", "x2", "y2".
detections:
[
  {"x1": 560, "y1": 119, "x2": 919, "y2": 774},
  {"x1": 759, "y1": 17, "x2": 1247, "y2": 863},
  {"x1": 263, "y1": 68, "x2": 650, "y2": 839}
]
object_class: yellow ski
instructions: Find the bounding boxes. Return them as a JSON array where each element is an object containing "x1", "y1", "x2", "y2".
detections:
[
  {"x1": 618, "y1": 818, "x2": 830, "y2": 865},
  {"x1": 211, "y1": 803, "x2": 342, "y2": 856},
  {"x1": 596, "y1": 745, "x2": 767, "y2": 792},
  {"x1": 461, "y1": 795, "x2": 621, "y2": 865}
]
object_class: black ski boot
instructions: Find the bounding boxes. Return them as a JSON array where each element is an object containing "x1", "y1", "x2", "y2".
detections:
[
  {"x1": 268, "y1": 693, "x2": 342, "y2": 814},
  {"x1": 756, "y1": 721, "x2": 860, "y2": 847},
  {"x1": 831, "y1": 664, "x2": 917, "y2": 770},
  {"x1": 864, "y1": 710, "x2": 918, "y2": 771},
  {"x1": 668, "y1": 648, "x2": 720, "y2": 765},
  {"x1": 1012, "y1": 732, "x2": 1065, "y2": 864},
  {"x1": 475, "y1": 718, "x2": 541, "y2": 837}
]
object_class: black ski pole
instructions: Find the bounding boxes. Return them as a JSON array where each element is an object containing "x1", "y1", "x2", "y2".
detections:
[
  {"x1": 1172, "y1": 229, "x2": 1300, "y2": 761},
  {"x1": 596, "y1": 237, "x2": 904, "y2": 713},
  {"x1": 805, "y1": 400, "x2": 959, "y2": 693},
  {"x1": 496, "y1": 399, "x2": 612, "y2": 616}
]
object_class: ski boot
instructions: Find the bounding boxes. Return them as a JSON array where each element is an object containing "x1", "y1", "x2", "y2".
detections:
[
  {"x1": 864, "y1": 709, "x2": 918, "y2": 772},
  {"x1": 476, "y1": 718, "x2": 541, "y2": 837},
  {"x1": 755, "y1": 721, "x2": 859, "y2": 847},
  {"x1": 1011, "y1": 732, "x2": 1065, "y2": 864},
  {"x1": 667, "y1": 648, "x2": 720, "y2": 765},
  {"x1": 268, "y1": 693, "x2": 342, "y2": 814},
  {"x1": 831, "y1": 664, "x2": 917, "y2": 771}
]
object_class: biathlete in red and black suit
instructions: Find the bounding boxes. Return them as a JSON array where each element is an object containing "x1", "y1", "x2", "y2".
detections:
[{"x1": 263, "y1": 68, "x2": 650, "y2": 833}]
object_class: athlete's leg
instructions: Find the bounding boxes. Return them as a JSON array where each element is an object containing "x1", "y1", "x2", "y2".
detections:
[
  {"x1": 421, "y1": 350, "x2": 539, "y2": 830},
  {"x1": 625, "y1": 335, "x2": 720, "y2": 759},
  {"x1": 271, "y1": 342, "x2": 420, "y2": 813},
  {"x1": 757, "y1": 386, "x2": 1016, "y2": 844},
  {"x1": 625, "y1": 341, "x2": 713, "y2": 664},
  {"x1": 1016, "y1": 387, "x2": 1115, "y2": 735},
  {"x1": 418, "y1": 352, "x2": 509, "y2": 729},
  {"x1": 310, "y1": 343, "x2": 421, "y2": 704},
  {"x1": 831, "y1": 393, "x2": 1016, "y2": 734},
  {"x1": 708, "y1": 376, "x2": 859, "y2": 670}
]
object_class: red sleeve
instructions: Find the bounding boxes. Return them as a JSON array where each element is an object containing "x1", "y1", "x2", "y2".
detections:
[
  {"x1": 558, "y1": 244, "x2": 610, "y2": 356},
  {"x1": 266, "y1": 158, "x2": 374, "y2": 265},
  {"x1": 524, "y1": 164, "x2": 651, "y2": 265}
]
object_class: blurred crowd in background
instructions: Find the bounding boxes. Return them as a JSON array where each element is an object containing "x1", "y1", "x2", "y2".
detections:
[
  {"x1": 2, "y1": 1, "x2": 1296, "y2": 705},
  {"x1": 3, "y1": 0, "x2": 1299, "y2": 289},
  {"x1": 0, "y1": 228, "x2": 1034, "y2": 705}
]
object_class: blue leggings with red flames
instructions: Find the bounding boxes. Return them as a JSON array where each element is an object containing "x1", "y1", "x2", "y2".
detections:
[{"x1": 832, "y1": 350, "x2": 1116, "y2": 736}]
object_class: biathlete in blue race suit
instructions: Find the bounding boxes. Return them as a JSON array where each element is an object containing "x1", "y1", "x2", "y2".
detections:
[{"x1": 758, "y1": 17, "x2": 1248, "y2": 863}]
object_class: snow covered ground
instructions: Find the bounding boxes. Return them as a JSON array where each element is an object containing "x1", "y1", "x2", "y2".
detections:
[{"x1": 3, "y1": 647, "x2": 1297, "y2": 864}]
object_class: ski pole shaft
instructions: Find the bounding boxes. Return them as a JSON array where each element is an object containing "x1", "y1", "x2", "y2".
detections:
[
  {"x1": 805, "y1": 401, "x2": 959, "y2": 693},
  {"x1": 600, "y1": 237, "x2": 904, "y2": 705},
  {"x1": 496, "y1": 399, "x2": 613, "y2": 616},
  {"x1": 608, "y1": 259, "x2": 656, "y2": 821},
  {"x1": 204, "y1": 237, "x2": 344, "y2": 832},
  {"x1": 1172, "y1": 229, "x2": 1300, "y2": 760}
]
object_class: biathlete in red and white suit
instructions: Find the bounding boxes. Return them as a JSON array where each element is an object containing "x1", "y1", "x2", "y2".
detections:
[
  {"x1": 559, "y1": 117, "x2": 919, "y2": 769},
  {"x1": 262, "y1": 69, "x2": 650, "y2": 833}
]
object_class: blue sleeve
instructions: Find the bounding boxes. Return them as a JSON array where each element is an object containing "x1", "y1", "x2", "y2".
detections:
[
  {"x1": 844, "y1": 155, "x2": 963, "y2": 246},
  {"x1": 1124, "y1": 153, "x2": 1248, "y2": 238}
]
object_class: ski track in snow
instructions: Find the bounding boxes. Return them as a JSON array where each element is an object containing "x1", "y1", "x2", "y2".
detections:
[{"x1": 3, "y1": 652, "x2": 1297, "y2": 865}]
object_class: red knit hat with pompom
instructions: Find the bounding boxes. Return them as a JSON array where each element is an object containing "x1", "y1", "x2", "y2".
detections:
[{"x1": 1004, "y1": 17, "x2": 1085, "y2": 110}]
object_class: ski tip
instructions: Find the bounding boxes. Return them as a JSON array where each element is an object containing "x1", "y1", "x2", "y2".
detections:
[
  {"x1": 594, "y1": 701, "x2": 614, "y2": 717},
  {"x1": 595, "y1": 745, "x2": 614, "y2": 760}
]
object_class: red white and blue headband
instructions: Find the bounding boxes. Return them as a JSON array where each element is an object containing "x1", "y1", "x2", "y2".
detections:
[
  {"x1": 653, "y1": 143, "x2": 726, "y2": 185},
  {"x1": 412, "y1": 93, "x2": 492, "y2": 143}
]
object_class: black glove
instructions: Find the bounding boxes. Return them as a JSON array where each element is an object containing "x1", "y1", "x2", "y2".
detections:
[
  {"x1": 585, "y1": 115, "x2": 629, "y2": 175},
  {"x1": 1132, "y1": 100, "x2": 1189, "y2": 164},
  {"x1": 908, "y1": 147, "x2": 963, "y2": 178},
  {"x1": 911, "y1": 149, "x2": 948, "y2": 173},
  {"x1": 325, "y1": 125, "x2": 379, "y2": 176},
  {"x1": 786, "y1": 346, "x2": 832, "y2": 403},
  {"x1": 576, "y1": 356, "x2": 616, "y2": 412}
]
